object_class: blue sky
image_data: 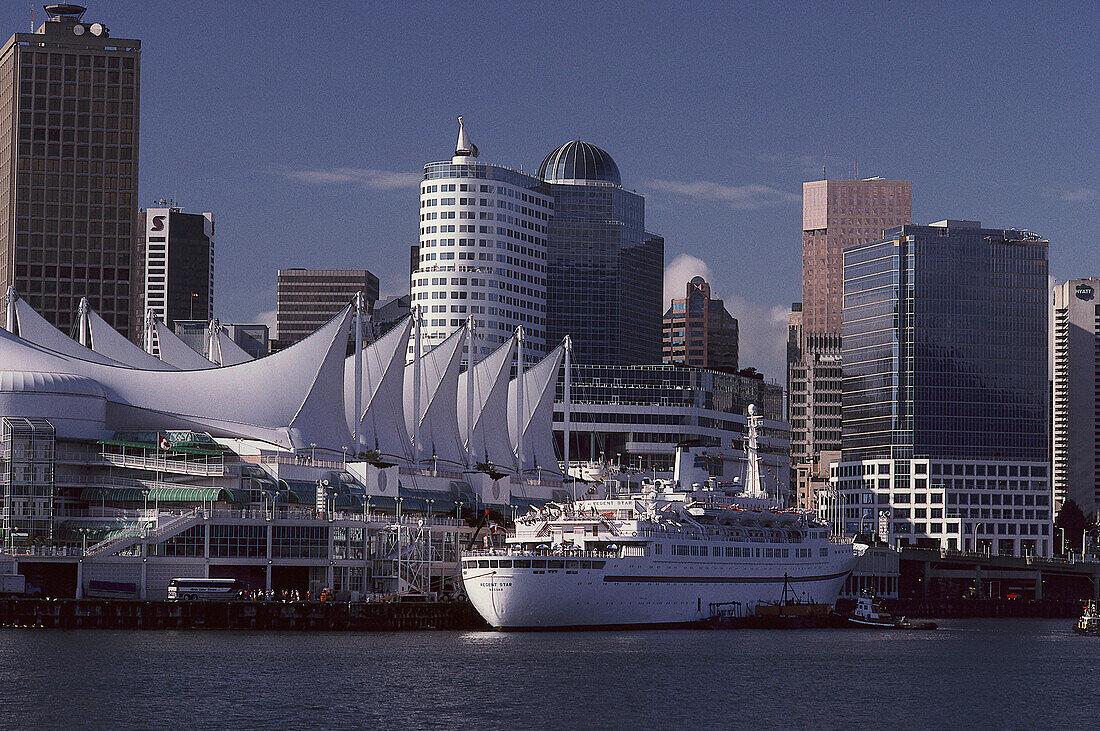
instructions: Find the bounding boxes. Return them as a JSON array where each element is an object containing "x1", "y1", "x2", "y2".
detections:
[{"x1": 4, "y1": 1, "x2": 1098, "y2": 378}]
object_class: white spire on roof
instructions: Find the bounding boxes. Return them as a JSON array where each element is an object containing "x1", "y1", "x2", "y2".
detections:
[{"x1": 454, "y1": 115, "x2": 479, "y2": 159}]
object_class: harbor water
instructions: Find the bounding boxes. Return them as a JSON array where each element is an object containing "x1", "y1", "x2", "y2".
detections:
[{"x1": 1, "y1": 619, "x2": 1097, "y2": 728}]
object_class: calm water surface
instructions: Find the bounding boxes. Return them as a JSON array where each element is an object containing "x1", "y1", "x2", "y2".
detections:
[{"x1": 0, "y1": 619, "x2": 1096, "y2": 729}]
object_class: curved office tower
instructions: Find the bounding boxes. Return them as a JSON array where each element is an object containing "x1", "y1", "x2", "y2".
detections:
[
  {"x1": 410, "y1": 118, "x2": 552, "y2": 361},
  {"x1": 538, "y1": 140, "x2": 663, "y2": 366}
]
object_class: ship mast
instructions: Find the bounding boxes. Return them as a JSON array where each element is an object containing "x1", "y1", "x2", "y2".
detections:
[
  {"x1": 743, "y1": 404, "x2": 768, "y2": 500},
  {"x1": 353, "y1": 292, "x2": 364, "y2": 450},
  {"x1": 562, "y1": 335, "x2": 572, "y2": 500},
  {"x1": 412, "y1": 304, "x2": 422, "y2": 467},
  {"x1": 515, "y1": 325, "x2": 525, "y2": 479}
]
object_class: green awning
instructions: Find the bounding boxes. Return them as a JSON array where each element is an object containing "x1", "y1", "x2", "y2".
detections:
[
  {"x1": 80, "y1": 487, "x2": 145, "y2": 502},
  {"x1": 148, "y1": 486, "x2": 249, "y2": 503},
  {"x1": 79, "y1": 486, "x2": 250, "y2": 504}
]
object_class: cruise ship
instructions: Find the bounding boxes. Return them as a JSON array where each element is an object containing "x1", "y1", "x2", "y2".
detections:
[{"x1": 462, "y1": 407, "x2": 860, "y2": 629}]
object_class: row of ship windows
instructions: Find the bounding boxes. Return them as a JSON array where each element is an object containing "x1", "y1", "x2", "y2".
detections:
[
  {"x1": 463, "y1": 559, "x2": 605, "y2": 570},
  {"x1": 661, "y1": 544, "x2": 827, "y2": 558}
]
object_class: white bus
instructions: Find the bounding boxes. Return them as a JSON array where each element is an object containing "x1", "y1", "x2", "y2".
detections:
[{"x1": 167, "y1": 578, "x2": 245, "y2": 601}]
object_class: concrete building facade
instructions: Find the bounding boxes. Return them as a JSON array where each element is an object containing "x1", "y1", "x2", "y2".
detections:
[
  {"x1": 1051, "y1": 278, "x2": 1100, "y2": 517},
  {"x1": 411, "y1": 118, "x2": 551, "y2": 360},
  {"x1": 0, "y1": 4, "x2": 141, "y2": 338},
  {"x1": 662, "y1": 276, "x2": 738, "y2": 370}
]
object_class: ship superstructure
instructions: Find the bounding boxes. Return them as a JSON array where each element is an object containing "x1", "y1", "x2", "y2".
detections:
[{"x1": 463, "y1": 410, "x2": 858, "y2": 629}]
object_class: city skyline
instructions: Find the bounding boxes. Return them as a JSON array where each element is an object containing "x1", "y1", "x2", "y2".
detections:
[{"x1": 2, "y1": 2, "x2": 1098, "y2": 379}]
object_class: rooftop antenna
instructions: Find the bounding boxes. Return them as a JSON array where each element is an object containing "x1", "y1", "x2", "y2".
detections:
[{"x1": 854, "y1": 159, "x2": 858, "y2": 179}]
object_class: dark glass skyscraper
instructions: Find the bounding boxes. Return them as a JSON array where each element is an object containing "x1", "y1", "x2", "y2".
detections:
[
  {"x1": 836, "y1": 220, "x2": 1051, "y2": 557},
  {"x1": 842, "y1": 221, "x2": 1048, "y2": 462},
  {"x1": 539, "y1": 141, "x2": 663, "y2": 365}
]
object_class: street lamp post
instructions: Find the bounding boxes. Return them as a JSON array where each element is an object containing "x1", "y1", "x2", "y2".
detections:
[
  {"x1": 342, "y1": 446, "x2": 348, "y2": 469},
  {"x1": 310, "y1": 443, "x2": 317, "y2": 465}
]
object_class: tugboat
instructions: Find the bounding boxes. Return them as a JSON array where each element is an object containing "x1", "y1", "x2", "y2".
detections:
[
  {"x1": 841, "y1": 592, "x2": 937, "y2": 630},
  {"x1": 1074, "y1": 600, "x2": 1100, "y2": 635}
]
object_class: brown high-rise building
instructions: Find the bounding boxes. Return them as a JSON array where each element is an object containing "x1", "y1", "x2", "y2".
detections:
[
  {"x1": 276, "y1": 268, "x2": 379, "y2": 347},
  {"x1": 788, "y1": 178, "x2": 910, "y2": 471},
  {"x1": 801, "y1": 179, "x2": 911, "y2": 335},
  {"x1": 0, "y1": 4, "x2": 140, "y2": 338},
  {"x1": 662, "y1": 276, "x2": 738, "y2": 370}
]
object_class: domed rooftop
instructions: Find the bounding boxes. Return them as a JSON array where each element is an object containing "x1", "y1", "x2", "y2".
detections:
[{"x1": 537, "y1": 141, "x2": 621, "y2": 186}]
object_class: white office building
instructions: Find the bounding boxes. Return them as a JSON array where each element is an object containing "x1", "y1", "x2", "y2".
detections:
[
  {"x1": 1052, "y1": 278, "x2": 1100, "y2": 517},
  {"x1": 411, "y1": 118, "x2": 551, "y2": 360}
]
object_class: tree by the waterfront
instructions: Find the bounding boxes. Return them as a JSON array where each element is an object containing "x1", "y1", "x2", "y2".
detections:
[{"x1": 1054, "y1": 500, "x2": 1087, "y2": 552}]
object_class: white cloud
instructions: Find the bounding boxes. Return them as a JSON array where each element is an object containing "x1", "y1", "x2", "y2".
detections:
[
  {"x1": 272, "y1": 167, "x2": 420, "y2": 191},
  {"x1": 1059, "y1": 187, "x2": 1100, "y2": 203},
  {"x1": 755, "y1": 151, "x2": 820, "y2": 172},
  {"x1": 646, "y1": 179, "x2": 799, "y2": 210},
  {"x1": 252, "y1": 308, "x2": 277, "y2": 337},
  {"x1": 663, "y1": 253, "x2": 713, "y2": 305},
  {"x1": 723, "y1": 296, "x2": 791, "y2": 382},
  {"x1": 663, "y1": 254, "x2": 790, "y2": 381}
]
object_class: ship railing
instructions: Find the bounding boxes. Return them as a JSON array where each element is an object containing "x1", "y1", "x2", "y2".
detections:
[{"x1": 463, "y1": 547, "x2": 618, "y2": 559}]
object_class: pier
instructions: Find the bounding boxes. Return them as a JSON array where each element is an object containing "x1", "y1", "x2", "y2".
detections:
[{"x1": 0, "y1": 598, "x2": 489, "y2": 631}]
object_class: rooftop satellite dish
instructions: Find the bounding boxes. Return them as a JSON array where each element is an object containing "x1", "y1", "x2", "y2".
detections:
[{"x1": 89, "y1": 22, "x2": 103, "y2": 36}]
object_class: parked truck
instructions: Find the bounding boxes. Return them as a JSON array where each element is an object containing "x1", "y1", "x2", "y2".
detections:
[{"x1": 0, "y1": 573, "x2": 26, "y2": 596}]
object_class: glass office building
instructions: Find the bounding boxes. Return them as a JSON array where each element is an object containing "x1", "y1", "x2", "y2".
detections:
[
  {"x1": 835, "y1": 220, "x2": 1051, "y2": 556},
  {"x1": 539, "y1": 141, "x2": 663, "y2": 366}
]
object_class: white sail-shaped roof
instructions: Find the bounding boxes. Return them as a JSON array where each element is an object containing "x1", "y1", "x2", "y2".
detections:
[
  {"x1": 458, "y1": 336, "x2": 516, "y2": 470},
  {"x1": 12, "y1": 298, "x2": 127, "y2": 367},
  {"x1": 87, "y1": 308, "x2": 176, "y2": 370},
  {"x1": 404, "y1": 327, "x2": 467, "y2": 466},
  {"x1": 153, "y1": 321, "x2": 216, "y2": 370},
  {"x1": 508, "y1": 343, "x2": 564, "y2": 476},
  {"x1": 0, "y1": 304, "x2": 355, "y2": 451},
  {"x1": 343, "y1": 317, "x2": 412, "y2": 461},
  {"x1": 214, "y1": 330, "x2": 254, "y2": 366}
]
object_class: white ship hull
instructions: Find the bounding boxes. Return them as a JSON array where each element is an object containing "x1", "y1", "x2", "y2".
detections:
[{"x1": 463, "y1": 554, "x2": 855, "y2": 629}]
